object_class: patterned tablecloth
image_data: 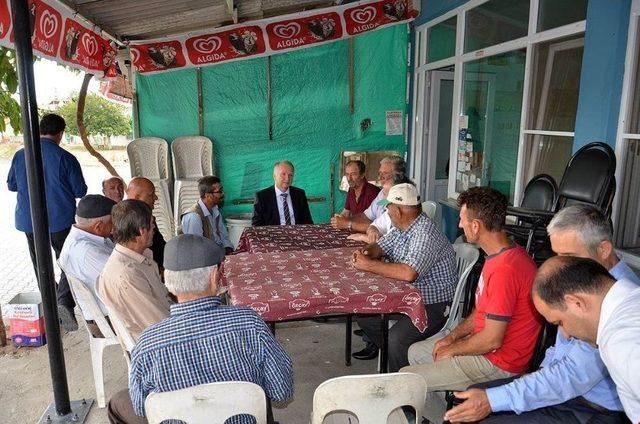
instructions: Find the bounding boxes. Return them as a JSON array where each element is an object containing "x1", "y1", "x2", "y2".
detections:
[
  {"x1": 224, "y1": 247, "x2": 427, "y2": 332},
  {"x1": 235, "y1": 224, "x2": 363, "y2": 253}
]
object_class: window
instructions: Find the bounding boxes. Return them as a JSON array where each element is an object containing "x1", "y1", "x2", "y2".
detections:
[
  {"x1": 456, "y1": 50, "x2": 526, "y2": 201},
  {"x1": 464, "y1": 0, "x2": 529, "y2": 53},
  {"x1": 538, "y1": 0, "x2": 588, "y2": 32},
  {"x1": 427, "y1": 17, "x2": 456, "y2": 63}
]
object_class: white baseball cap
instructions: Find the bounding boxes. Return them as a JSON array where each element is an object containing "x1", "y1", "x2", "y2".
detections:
[{"x1": 378, "y1": 183, "x2": 421, "y2": 206}]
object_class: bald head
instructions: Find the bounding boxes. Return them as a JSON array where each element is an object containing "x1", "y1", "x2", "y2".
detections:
[
  {"x1": 126, "y1": 177, "x2": 157, "y2": 209},
  {"x1": 102, "y1": 176, "x2": 125, "y2": 202}
]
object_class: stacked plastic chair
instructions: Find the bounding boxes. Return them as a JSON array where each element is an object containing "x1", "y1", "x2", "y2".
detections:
[
  {"x1": 127, "y1": 137, "x2": 175, "y2": 240},
  {"x1": 171, "y1": 136, "x2": 215, "y2": 231}
]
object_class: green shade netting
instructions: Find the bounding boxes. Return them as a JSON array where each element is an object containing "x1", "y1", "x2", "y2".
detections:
[{"x1": 137, "y1": 25, "x2": 409, "y2": 223}]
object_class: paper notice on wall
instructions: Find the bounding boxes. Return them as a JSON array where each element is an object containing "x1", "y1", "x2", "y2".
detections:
[
  {"x1": 386, "y1": 111, "x2": 403, "y2": 135},
  {"x1": 459, "y1": 115, "x2": 469, "y2": 129}
]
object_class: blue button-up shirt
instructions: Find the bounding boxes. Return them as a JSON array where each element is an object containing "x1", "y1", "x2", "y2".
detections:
[
  {"x1": 7, "y1": 138, "x2": 87, "y2": 233},
  {"x1": 377, "y1": 213, "x2": 458, "y2": 304},
  {"x1": 486, "y1": 260, "x2": 640, "y2": 414},
  {"x1": 129, "y1": 297, "x2": 294, "y2": 422},
  {"x1": 181, "y1": 199, "x2": 233, "y2": 249}
]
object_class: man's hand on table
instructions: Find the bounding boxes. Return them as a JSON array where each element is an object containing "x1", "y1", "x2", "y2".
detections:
[
  {"x1": 331, "y1": 214, "x2": 350, "y2": 230},
  {"x1": 365, "y1": 226, "x2": 381, "y2": 244},
  {"x1": 352, "y1": 250, "x2": 376, "y2": 271},
  {"x1": 443, "y1": 389, "x2": 492, "y2": 423},
  {"x1": 347, "y1": 233, "x2": 368, "y2": 242}
]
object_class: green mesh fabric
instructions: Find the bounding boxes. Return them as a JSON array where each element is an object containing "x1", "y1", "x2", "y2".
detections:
[{"x1": 137, "y1": 25, "x2": 409, "y2": 223}]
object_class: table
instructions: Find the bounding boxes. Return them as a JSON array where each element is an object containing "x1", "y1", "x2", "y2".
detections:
[
  {"x1": 235, "y1": 224, "x2": 363, "y2": 253},
  {"x1": 223, "y1": 247, "x2": 427, "y2": 372}
]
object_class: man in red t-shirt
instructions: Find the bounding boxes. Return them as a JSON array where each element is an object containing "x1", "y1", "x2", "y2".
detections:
[
  {"x1": 337, "y1": 160, "x2": 380, "y2": 218},
  {"x1": 401, "y1": 187, "x2": 540, "y2": 423}
]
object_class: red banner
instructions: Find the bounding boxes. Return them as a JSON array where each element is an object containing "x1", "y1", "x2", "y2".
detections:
[
  {"x1": 0, "y1": 0, "x2": 10, "y2": 41},
  {"x1": 28, "y1": 0, "x2": 62, "y2": 58},
  {"x1": 265, "y1": 12, "x2": 343, "y2": 52},
  {"x1": 186, "y1": 25, "x2": 266, "y2": 66},
  {"x1": 130, "y1": 40, "x2": 186, "y2": 73},
  {"x1": 344, "y1": 0, "x2": 411, "y2": 35},
  {"x1": 60, "y1": 19, "x2": 116, "y2": 75}
]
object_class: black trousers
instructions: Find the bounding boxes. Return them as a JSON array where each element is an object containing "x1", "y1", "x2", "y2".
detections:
[
  {"x1": 356, "y1": 301, "x2": 449, "y2": 372},
  {"x1": 25, "y1": 227, "x2": 75, "y2": 309},
  {"x1": 472, "y1": 377, "x2": 626, "y2": 424}
]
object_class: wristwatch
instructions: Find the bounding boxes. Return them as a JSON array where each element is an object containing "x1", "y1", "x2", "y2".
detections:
[{"x1": 348, "y1": 219, "x2": 352, "y2": 231}]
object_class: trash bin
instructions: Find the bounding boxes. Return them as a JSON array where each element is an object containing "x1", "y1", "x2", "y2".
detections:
[{"x1": 226, "y1": 213, "x2": 253, "y2": 249}]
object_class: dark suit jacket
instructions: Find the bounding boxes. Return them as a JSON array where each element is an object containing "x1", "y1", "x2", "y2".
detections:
[{"x1": 252, "y1": 185, "x2": 313, "y2": 226}]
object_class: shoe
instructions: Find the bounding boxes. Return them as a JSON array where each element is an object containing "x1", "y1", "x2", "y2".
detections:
[
  {"x1": 352, "y1": 342, "x2": 378, "y2": 360},
  {"x1": 58, "y1": 305, "x2": 78, "y2": 332},
  {"x1": 353, "y1": 329, "x2": 364, "y2": 336},
  {"x1": 311, "y1": 317, "x2": 329, "y2": 323}
]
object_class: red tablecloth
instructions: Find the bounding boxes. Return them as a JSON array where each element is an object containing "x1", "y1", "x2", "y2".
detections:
[
  {"x1": 235, "y1": 224, "x2": 363, "y2": 253},
  {"x1": 224, "y1": 247, "x2": 427, "y2": 332}
]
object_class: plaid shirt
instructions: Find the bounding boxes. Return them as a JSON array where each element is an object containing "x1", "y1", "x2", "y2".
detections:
[
  {"x1": 378, "y1": 213, "x2": 457, "y2": 304},
  {"x1": 129, "y1": 296, "x2": 293, "y2": 422}
]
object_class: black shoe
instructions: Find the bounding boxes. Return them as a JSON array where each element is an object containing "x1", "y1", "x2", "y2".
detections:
[
  {"x1": 58, "y1": 305, "x2": 78, "y2": 332},
  {"x1": 353, "y1": 329, "x2": 364, "y2": 336},
  {"x1": 311, "y1": 317, "x2": 329, "y2": 323},
  {"x1": 352, "y1": 343, "x2": 378, "y2": 360}
]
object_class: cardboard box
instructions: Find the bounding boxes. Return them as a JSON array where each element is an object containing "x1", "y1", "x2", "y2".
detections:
[{"x1": 4, "y1": 292, "x2": 46, "y2": 347}]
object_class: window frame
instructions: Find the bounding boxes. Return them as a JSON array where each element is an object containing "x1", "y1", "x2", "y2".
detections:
[{"x1": 410, "y1": 0, "x2": 586, "y2": 205}]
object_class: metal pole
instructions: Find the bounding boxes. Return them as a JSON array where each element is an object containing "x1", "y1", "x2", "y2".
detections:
[{"x1": 10, "y1": 0, "x2": 71, "y2": 416}]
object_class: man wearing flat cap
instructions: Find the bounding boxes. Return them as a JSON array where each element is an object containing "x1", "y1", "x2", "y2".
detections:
[
  {"x1": 107, "y1": 235, "x2": 294, "y2": 424},
  {"x1": 59, "y1": 194, "x2": 116, "y2": 335}
]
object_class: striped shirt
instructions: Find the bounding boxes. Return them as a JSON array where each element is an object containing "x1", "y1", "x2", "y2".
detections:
[
  {"x1": 129, "y1": 296, "x2": 294, "y2": 422},
  {"x1": 378, "y1": 213, "x2": 457, "y2": 304}
]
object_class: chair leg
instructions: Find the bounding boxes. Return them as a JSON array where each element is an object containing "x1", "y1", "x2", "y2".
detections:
[
  {"x1": 345, "y1": 315, "x2": 352, "y2": 367},
  {"x1": 89, "y1": 337, "x2": 107, "y2": 408}
]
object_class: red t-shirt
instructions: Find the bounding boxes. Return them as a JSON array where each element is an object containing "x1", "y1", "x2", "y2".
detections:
[
  {"x1": 473, "y1": 244, "x2": 541, "y2": 374},
  {"x1": 344, "y1": 182, "x2": 380, "y2": 215}
]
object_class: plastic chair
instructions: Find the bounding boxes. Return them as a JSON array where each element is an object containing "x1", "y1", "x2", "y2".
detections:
[
  {"x1": 144, "y1": 381, "x2": 267, "y2": 424},
  {"x1": 173, "y1": 179, "x2": 201, "y2": 231},
  {"x1": 310, "y1": 373, "x2": 427, "y2": 424},
  {"x1": 444, "y1": 243, "x2": 480, "y2": 331},
  {"x1": 65, "y1": 274, "x2": 120, "y2": 408},
  {"x1": 171, "y1": 136, "x2": 214, "y2": 180},
  {"x1": 528, "y1": 322, "x2": 558, "y2": 372},
  {"x1": 421, "y1": 201, "x2": 437, "y2": 220},
  {"x1": 152, "y1": 179, "x2": 175, "y2": 239},
  {"x1": 127, "y1": 137, "x2": 171, "y2": 180}
]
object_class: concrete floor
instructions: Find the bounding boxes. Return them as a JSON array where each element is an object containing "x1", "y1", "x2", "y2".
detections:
[{"x1": 0, "y1": 317, "x2": 380, "y2": 423}]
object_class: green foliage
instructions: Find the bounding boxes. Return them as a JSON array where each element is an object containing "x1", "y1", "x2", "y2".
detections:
[
  {"x1": 0, "y1": 48, "x2": 22, "y2": 133},
  {"x1": 58, "y1": 93, "x2": 131, "y2": 137}
]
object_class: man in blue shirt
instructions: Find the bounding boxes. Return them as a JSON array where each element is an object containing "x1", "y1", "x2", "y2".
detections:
[
  {"x1": 7, "y1": 114, "x2": 87, "y2": 331},
  {"x1": 107, "y1": 234, "x2": 293, "y2": 424},
  {"x1": 444, "y1": 205, "x2": 638, "y2": 423}
]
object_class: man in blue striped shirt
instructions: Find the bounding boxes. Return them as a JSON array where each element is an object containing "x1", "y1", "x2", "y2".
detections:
[{"x1": 107, "y1": 235, "x2": 293, "y2": 424}]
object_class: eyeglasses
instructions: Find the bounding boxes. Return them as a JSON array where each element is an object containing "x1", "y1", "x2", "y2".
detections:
[{"x1": 209, "y1": 188, "x2": 224, "y2": 194}]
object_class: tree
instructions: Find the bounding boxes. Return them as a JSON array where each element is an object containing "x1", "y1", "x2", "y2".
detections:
[
  {"x1": 58, "y1": 92, "x2": 131, "y2": 138},
  {"x1": 0, "y1": 47, "x2": 21, "y2": 133}
]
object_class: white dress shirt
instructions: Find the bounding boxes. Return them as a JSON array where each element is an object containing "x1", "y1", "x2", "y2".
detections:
[
  {"x1": 371, "y1": 210, "x2": 394, "y2": 235},
  {"x1": 364, "y1": 190, "x2": 386, "y2": 221},
  {"x1": 275, "y1": 186, "x2": 295, "y2": 225},
  {"x1": 181, "y1": 199, "x2": 233, "y2": 249},
  {"x1": 597, "y1": 278, "x2": 640, "y2": 422},
  {"x1": 59, "y1": 225, "x2": 114, "y2": 320}
]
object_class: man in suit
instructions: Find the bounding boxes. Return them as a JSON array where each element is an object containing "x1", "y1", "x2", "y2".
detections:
[{"x1": 252, "y1": 160, "x2": 313, "y2": 226}]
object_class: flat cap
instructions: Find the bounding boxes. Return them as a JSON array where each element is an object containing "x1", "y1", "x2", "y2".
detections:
[
  {"x1": 76, "y1": 194, "x2": 117, "y2": 219},
  {"x1": 164, "y1": 234, "x2": 225, "y2": 271}
]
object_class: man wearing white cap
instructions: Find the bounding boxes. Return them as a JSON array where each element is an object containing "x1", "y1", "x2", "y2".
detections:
[{"x1": 352, "y1": 183, "x2": 457, "y2": 372}]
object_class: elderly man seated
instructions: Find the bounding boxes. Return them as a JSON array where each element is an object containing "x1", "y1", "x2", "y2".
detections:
[
  {"x1": 335, "y1": 160, "x2": 380, "y2": 218},
  {"x1": 98, "y1": 199, "x2": 171, "y2": 341},
  {"x1": 401, "y1": 187, "x2": 541, "y2": 424},
  {"x1": 180, "y1": 175, "x2": 233, "y2": 254},
  {"x1": 126, "y1": 177, "x2": 165, "y2": 268},
  {"x1": 102, "y1": 176, "x2": 125, "y2": 202},
  {"x1": 351, "y1": 183, "x2": 458, "y2": 372},
  {"x1": 444, "y1": 204, "x2": 637, "y2": 424},
  {"x1": 59, "y1": 194, "x2": 116, "y2": 335},
  {"x1": 107, "y1": 235, "x2": 294, "y2": 424}
]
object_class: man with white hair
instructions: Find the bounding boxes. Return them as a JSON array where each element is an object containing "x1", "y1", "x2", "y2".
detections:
[
  {"x1": 107, "y1": 235, "x2": 294, "y2": 424},
  {"x1": 102, "y1": 176, "x2": 125, "y2": 203},
  {"x1": 59, "y1": 194, "x2": 116, "y2": 334},
  {"x1": 252, "y1": 160, "x2": 313, "y2": 226}
]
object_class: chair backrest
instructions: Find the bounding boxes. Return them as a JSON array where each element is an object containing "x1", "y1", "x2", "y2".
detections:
[
  {"x1": 443, "y1": 243, "x2": 480, "y2": 331},
  {"x1": 422, "y1": 201, "x2": 437, "y2": 220},
  {"x1": 145, "y1": 381, "x2": 267, "y2": 424},
  {"x1": 152, "y1": 179, "x2": 175, "y2": 239},
  {"x1": 556, "y1": 142, "x2": 616, "y2": 214},
  {"x1": 95, "y1": 284, "x2": 136, "y2": 353},
  {"x1": 528, "y1": 322, "x2": 558, "y2": 372},
  {"x1": 310, "y1": 373, "x2": 427, "y2": 424},
  {"x1": 65, "y1": 273, "x2": 116, "y2": 340},
  {"x1": 171, "y1": 136, "x2": 214, "y2": 180},
  {"x1": 173, "y1": 179, "x2": 201, "y2": 231},
  {"x1": 127, "y1": 137, "x2": 170, "y2": 180},
  {"x1": 520, "y1": 174, "x2": 557, "y2": 211}
]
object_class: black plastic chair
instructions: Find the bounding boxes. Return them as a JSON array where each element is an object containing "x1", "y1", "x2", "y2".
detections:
[{"x1": 528, "y1": 322, "x2": 558, "y2": 372}]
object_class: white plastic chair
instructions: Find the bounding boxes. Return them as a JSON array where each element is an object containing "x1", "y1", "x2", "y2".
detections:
[
  {"x1": 127, "y1": 137, "x2": 171, "y2": 180},
  {"x1": 421, "y1": 201, "x2": 437, "y2": 220},
  {"x1": 152, "y1": 179, "x2": 175, "y2": 239},
  {"x1": 65, "y1": 274, "x2": 120, "y2": 408},
  {"x1": 173, "y1": 179, "x2": 201, "y2": 231},
  {"x1": 311, "y1": 373, "x2": 427, "y2": 424},
  {"x1": 171, "y1": 136, "x2": 214, "y2": 180},
  {"x1": 145, "y1": 381, "x2": 267, "y2": 424},
  {"x1": 94, "y1": 283, "x2": 136, "y2": 364},
  {"x1": 440, "y1": 243, "x2": 480, "y2": 335}
]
